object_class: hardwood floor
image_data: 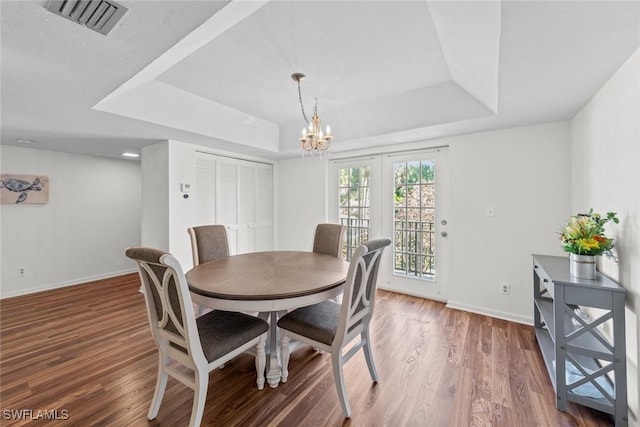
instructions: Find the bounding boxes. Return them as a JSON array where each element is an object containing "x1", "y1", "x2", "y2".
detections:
[{"x1": 0, "y1": 274, "x2": 614, "y2": 426}]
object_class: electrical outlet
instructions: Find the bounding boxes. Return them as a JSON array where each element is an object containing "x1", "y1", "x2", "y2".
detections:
[
  {"x1": 16, "y1": 267, "x2": 26, "y2": 277},
  {"x1": 500, "y1": 282, "x2": 510, "y2": 295}
]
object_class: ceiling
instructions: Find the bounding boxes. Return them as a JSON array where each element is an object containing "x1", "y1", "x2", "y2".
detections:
[{"x1": 1, "y1": 1, "x2": 639, "y2": 161}]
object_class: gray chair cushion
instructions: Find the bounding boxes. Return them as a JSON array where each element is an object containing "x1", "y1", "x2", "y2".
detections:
[
  {"x1": 277, "y1": 300, "x2": 340, "y2": 346},
  {"x1": 196, "y1": 310, "x2": 269, "y2": 362}
]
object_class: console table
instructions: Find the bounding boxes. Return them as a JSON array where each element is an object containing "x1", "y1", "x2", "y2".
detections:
[{"x1": 532, "y1": 254, "x2": 627, "y2": 426}]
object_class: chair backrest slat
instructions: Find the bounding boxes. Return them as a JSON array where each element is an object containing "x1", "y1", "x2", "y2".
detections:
[
  {"x1": 126, "y1": 247, "x2": 206, "y2": 365},
  {"x1": 335, "y1": 238, "x2": 390, "y2": 346}
]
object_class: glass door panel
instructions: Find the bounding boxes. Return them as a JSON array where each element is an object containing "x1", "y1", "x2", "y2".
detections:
[{"x1": 338, "y1": 166, "x2": 371, "y2": 260}]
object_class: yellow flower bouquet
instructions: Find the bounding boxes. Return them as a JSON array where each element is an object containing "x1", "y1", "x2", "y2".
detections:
[{"x1": 560, "y1": 209, "x2": 619, "y2": 256}]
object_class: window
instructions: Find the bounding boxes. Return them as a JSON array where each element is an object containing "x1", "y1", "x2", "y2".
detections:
[
  {"x1": 338, "y1": 166, "x2": 370, "y2": 260},
  {"x1": 392, "y1": 160, "x2": 436, "y2": 279}
]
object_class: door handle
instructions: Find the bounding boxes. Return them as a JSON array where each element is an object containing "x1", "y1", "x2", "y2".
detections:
[{"x1": 441, "y1": 231, "x2": 448, "y2": 237}]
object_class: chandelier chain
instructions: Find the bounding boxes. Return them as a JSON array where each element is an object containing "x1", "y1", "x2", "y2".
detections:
[{"x1": 296, "y1": 80, "x2": 310, "y2": 125}]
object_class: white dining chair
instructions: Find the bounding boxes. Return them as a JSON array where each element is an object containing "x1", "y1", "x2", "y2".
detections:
[
  {"x1": 188, "y1": 225, "x2": 231, "y2": 316},
  {"x1": 187, "y1": 224, "x2": 230, "y2": 266},
  {"x1": 277, "y1": 237, "x2": 391, "y2": 417},
  {"x1": 313, "y1": 223, "x2": 347, "y2": 305},
  {"x1": 125, "y1": 247, "x2": 268, "y2": 427},
  {"x1": 312, "y1": 223, "x2": 346, "y2": 258}
]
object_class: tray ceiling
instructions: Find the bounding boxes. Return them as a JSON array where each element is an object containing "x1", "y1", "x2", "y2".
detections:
[{"x1": 2, "y1": 1, "x2": 639, "y2": 159}]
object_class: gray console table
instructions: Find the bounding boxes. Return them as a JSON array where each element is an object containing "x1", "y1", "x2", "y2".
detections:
[{"x1": 532, "y1": 254, "x2": 627, "y2": 426}]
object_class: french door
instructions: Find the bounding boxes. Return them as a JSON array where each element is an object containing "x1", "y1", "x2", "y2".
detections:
[
  {"x1": 329, "y1": 147, "x2": 449, "y2": 301},
  {"x1": 381, "y1": 148, "x2": 449, "y2": 301},
  {"x1": 328, "y1": 156, "x2": 382, "y2": 260}
]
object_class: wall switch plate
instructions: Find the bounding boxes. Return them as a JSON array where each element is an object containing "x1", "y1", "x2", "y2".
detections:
[{"x1": 487, "y1": 206, "x2": 495, "y2": 217}]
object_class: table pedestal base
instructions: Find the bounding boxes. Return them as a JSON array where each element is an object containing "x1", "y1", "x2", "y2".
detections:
[{"x1": 260, "y1": 311, "x2": 286, "y2": 388}]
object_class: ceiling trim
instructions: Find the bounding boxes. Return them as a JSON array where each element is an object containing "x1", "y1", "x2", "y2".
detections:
[
  {"x1": 93, "y1": 0, "x2": 269, "y2": 109},
  {"x1": 97, "y1": 80, "x2": 279, "y2": 151}
]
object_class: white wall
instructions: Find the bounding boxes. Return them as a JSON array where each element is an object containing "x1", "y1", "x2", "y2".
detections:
[
  {"x1": 276, "y1": 157, "x2": 327, "y2": 251},
  {"x1": 0, "y1": 146, "x2": 141, "y2": 298},
  {"x1": 168, "y1": 140, "x2": 198, "y2": 268},
  {"x1": 141, "y1": 140, "x2": 201, "y2": 268},
  {"x1": 571, "y1": 47, "x2": 640, "y2": 427},
  {"x1": 447, "y1": 122, "x2": 571, "y2": 323},
  {"x1": 276, "y1": 121, "x2": 572, "y2": 323},
  {"x1": 141, "y1": 141, "x2": 170, "y2": 250}
]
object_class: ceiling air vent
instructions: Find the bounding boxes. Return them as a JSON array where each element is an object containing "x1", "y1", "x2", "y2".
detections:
[{"x1": 45, "y1": 0, "x2": 128, "y2": 36}]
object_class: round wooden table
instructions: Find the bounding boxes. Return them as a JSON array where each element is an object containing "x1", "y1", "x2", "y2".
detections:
[{"x1": 186, "y1": 251, "x2": 349, "y2": 387}]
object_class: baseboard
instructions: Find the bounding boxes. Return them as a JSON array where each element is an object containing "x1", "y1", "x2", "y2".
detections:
[
  {"x1": 379, "y1": 286, "x2": 533, "y2": 325},
  {"x1": 446, "y1": 300, "x2": 533, "y2": 325},
  {"x1": 0, "y1": 268, "x2": 138, "y2": 299},
  {"x1": 378, "y1": 284, "x2": 447, "y2": 303}
]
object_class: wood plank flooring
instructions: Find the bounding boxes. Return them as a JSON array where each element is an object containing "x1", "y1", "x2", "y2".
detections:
[{"x1": 0, "y1": 274, "x2": 614, "y2": 426}]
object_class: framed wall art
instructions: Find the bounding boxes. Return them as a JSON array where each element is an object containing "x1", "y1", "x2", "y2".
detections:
[{"x1": 0, "y1": 174, "x2": 50, "y2": 204}]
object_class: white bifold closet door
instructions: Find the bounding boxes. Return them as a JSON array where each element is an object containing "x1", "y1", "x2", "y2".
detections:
[{"x1": 195, "y1": 152, "x2": 273, "y2": 254}]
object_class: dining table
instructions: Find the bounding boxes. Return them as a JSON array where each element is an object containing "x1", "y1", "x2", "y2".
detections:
[{"x1": 185, "y1": 250, "x2": 350, "y2": 388}]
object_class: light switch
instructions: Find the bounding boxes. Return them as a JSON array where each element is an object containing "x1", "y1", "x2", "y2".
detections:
[{"x1": 487, "y1": 206, "x2": 495, "y2": 217}]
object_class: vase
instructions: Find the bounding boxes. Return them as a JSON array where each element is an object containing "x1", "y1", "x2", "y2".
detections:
[{"x1": 569, "y1": 253, "x2": 596, "y2": 279}]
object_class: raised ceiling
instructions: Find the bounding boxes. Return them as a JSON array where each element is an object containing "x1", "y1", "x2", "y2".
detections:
[{"x1": 2, "y1": 1, "x2": 639, "y2": 160}]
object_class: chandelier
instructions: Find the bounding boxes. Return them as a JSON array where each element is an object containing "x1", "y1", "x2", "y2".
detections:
[{"x1": 292, "y1": 73, "x2": 333, "y2": 156}]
